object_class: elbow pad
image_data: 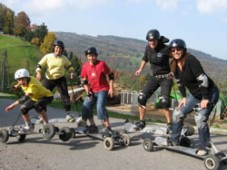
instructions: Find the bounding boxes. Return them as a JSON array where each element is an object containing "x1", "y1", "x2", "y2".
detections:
[
  {"x1": 197, "y1": 74, "x2": 208, "y2": 88},
  {"x1": 36, "y1": 64, "x2": 42, "y2": 72},
  {"x1": 81, "y1": 79, "x2": 88, "y2": 85},
  {"x1": 18, "y1": 95, "x2": 30, "y2": 104},
  {"x1": 108, "y1": 72, "x2": 115, "y2": 80}
]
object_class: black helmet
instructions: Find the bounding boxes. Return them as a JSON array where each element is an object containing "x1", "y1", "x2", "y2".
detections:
[
  {"x1": 85, "y1": 47, "x2": 98, "y2": 56},
  {"x1": 53, "y1": 40, "x2": 65, "y2": 50},
  {"x1": 146, "y1": 29, "x2": 160, "y2": 41},
  {"x1": 169, "y1": 39, "x2": 186, "y2": 49}
]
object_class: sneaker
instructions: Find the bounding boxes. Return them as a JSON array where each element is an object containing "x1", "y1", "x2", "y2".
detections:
[
  {"x1": 37, "y1": 116, "x2": 44, "y2": 124},
  {"x1": 196, "y1": 149, "x2": 208, "y2": 156},
  {"x1": 135, "y1": 120, "x2": 146, "y2": 130},
  {"x1": 66, "y1": 114, "x2": 75, "y2": 123},
  {"x1": 76, "y1": 117, "x2": 87, "y2": 127},
  {"x1": 87, "y1": 125, "x2": 98, "y2": 133},
  {"x1": 166, "y1": 123, "x2": 172, "y2": 134},
  {"x1": 21, "y1": 124, "x2": 34, "y2": 133},
  {"x1": 103, "y1": 127, "x2": 119, "y2": 137}
]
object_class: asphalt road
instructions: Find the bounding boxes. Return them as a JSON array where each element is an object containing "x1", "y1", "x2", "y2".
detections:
[{"x1": 0, "y1": 99, "x2": 227, "y2": 170}]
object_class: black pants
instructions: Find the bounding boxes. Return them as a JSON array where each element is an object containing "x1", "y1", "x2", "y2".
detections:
[
  {"x1": 142, "y1": 76, "x2": 172, "y2": 109},
  {"x1": 42, "y1": 76, "x2": 71, "y2": 112}
]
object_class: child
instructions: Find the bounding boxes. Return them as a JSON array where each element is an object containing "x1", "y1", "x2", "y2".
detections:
[
  {"x1": 5, "y1": 68, "x2": 53, "y2": 132},
  {"x1": 80, "y1": 47, "x2": 115, "y2": 135}
]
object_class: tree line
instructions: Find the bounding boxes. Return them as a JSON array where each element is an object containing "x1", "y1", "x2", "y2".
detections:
[{"x1": 0, "y1": 3, "x2": 48, "y2": 47}]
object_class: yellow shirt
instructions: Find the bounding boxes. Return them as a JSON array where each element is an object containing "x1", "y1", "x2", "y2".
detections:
[
  {"x1": 36, "y1": 53, "x2": 74, "y2": 80},
  {"x1": 21, "y1": 76, "x2": 53, "y2": 101}
]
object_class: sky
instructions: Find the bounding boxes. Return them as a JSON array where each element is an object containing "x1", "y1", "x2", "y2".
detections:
[{"x1": 1, "y1": 0, "x2": 227, "y2": 60}]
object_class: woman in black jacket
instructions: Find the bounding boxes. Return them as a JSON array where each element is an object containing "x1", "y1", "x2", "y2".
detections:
[{"x1": 169, "y1": 39, "x2": 219, "y2": 156}]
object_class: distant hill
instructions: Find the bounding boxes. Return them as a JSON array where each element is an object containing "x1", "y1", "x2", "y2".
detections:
[{"x1": 55, "y1": 32, "x2": 227, "y2": 83}]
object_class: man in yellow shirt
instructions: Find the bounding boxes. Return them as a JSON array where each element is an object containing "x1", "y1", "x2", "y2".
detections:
[
  {"x1": 36, "y1": 40, "x2": 75, "y2": 122},
  {"x1": 5, "y1": 68, "x2": 53, "y2": 132}
]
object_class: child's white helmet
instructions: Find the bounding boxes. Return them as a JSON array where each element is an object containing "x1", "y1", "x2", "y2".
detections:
[{"x1": 14, "y1": 68, "x2": 30, "y2": 80}]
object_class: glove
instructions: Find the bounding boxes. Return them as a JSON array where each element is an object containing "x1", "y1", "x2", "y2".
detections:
[{"x1": 87, "y1": 91, "x2": 94, "y2": 99}]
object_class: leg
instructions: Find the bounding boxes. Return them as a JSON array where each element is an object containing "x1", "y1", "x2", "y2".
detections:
[
  {"x1": 171, "y1": 94, "x2": 198, "y2": 144},
  {"x1": 34, "y1": 96, "x2": 53, "y2": 124},
  {"x1": 56, "y1": 77, "x2": 71, "y2": 114},
  {"x1": 160, "y1": 78, "x2": 173, "y2": 124},
  {"x1": 95, "y1": 91, "x2": 110, "y2": 128},
  {"x1": 81, "y1": 95, "x2": 96, "y2": 126},
  {"x1": 138, "y1": 76, "x2": 159, "y2": 121}
]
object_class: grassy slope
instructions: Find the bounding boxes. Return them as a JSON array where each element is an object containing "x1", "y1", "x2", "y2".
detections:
[{"x1": 0, "y1": 35, "x2": 41, "y2": 78}]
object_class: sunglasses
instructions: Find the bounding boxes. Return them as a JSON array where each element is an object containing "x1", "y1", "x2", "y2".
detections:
[{"x1": 171, "y1": 47, "x2": 183, "y2": 52}]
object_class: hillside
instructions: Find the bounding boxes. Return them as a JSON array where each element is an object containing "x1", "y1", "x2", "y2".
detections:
[
  {"x1": 0, "y1": 35, "x2": 41, "y2": 89},
  {"x1": 55, "y1": 32, "x2": 227, "y2": 84}
]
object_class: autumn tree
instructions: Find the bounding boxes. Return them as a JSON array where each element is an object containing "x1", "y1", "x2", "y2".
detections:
[
  {"x1": 40, "y1": 32, "x2": 56, "y2": 55},
  {"x1": 13, "y1": 11, "x2": 31, "y2": 36}
]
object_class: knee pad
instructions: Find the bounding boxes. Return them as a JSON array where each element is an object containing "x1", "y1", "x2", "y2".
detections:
[
  {"x1": 172, "y1": 109, "x2": 184, "y2": 123},
  {"x1": 159, "y1": 95, "x2": 170, "y2": 108},
  {"x1": 20, "y1": 105, "x2": 28, "y2": 115},
  {"x1": 195, "y1": 113, "x2": 207, "y2": 128},
  {"x1": 138, "y1": 93, "x2": 147, "y2": 107}
]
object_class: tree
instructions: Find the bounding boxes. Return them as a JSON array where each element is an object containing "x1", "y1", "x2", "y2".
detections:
[
  {"x1": 3, "y1": 9, "x2": 14, "y2": 34},
  {"x1": 40, "y1": 32, "x2": 56, "y2": 55},
  {"x1": 34, "y1": 23, "x2": 48, "y2": 43},
  {"x1": 13, "y1": 11, "x2": 31, "y2": 36}
]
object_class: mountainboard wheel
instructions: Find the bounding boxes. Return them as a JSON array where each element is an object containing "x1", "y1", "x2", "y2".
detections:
[
  {"x1": 42, "y1": 123, "x2": 56, "y2": 139},
  {"x1": 104, "y1": 137, "x2": 114, "y2": 151},
  {"x1": 0, "y1": 129, "x2": 9, "y2": 143},
  {"x1": 17, "y1": 134, "x2": 26, "y2": 142},
  {"x1": 122, "y1": 133, "x2": 131, "y2": 146},
  {"x1": 204, "y1": 154, "x2": 220, "y2": 170},
  {"x1": 143, "y1": 138, "x2": 154, "y2": 152},
  {"x1": 59, "y1": 127, "x2": 72, "y2": 142}
]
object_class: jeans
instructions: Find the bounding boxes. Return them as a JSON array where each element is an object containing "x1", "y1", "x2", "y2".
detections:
[
  {"x1": 171, "y1": 86, "x2": 219, "y2": 148},
  {"x1": 81, "y1": 90, "x2": 109, "y2": 120}
]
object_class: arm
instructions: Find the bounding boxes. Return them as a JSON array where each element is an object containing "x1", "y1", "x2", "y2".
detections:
[
  {"x1": 5, "y1": 100, "x2": 19, "y2": 112},
  {"x1": 108, "y1": 73, "x2": 115, "y2": 98},
  {"x1": 135, "y1": 60, "x2": 146, "y2": 76}
]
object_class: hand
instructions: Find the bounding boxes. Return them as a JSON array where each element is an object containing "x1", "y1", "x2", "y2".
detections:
[
  {"x1": 5, "y1": 105, "x2": 14, "y2": 112},
  {"x1": 201, "y1": 99, "x2": 209, "y2": 109},
  {"x1": 70, "y1": 72, "x2": 75, "y2": 80},
  {"x1": 108, "y1": 88, "x2": 115, "y2": 98},
  {"x1": 87, "y1": 91, "x2": 94, "y2": 100},
  {"x1": 135, "y1": 69, "x2": 142, "y2": 76},
  {"x1": 178, "y1": 97, "x2": 187, "y2": 109}
]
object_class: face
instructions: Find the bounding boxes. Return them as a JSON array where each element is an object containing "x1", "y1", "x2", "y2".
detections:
[
  {"x1": 87, "y1": 53, "x2": 97, "y2": 64},
  {"x1": 148, "y1": 39, "x2": 158, "y2": 49},
  {"x1": 17, "y1": 77, "x2": 28, "y2": 86},
  {"x1": 54, "y1": 45, "x2": 63, "y2": 56},
  {"x1": 171, "y1": 47, "x2": 184, "y2": 60}
]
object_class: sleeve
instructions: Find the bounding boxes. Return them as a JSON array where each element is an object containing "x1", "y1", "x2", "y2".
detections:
[
  {"x1": 36, "y1": 55, "x2": 48, "y2": 72},
  {"x1": 187, "y1": 55, "x2": 209, "y2": 99},
  {"x1": 142, "y1": 46, "x2": 149, "y2": 62},
  {"x1": 80, "y1": 65, "x2": 87, "y2": 79},
  {"x1": 64, "y1": 56, "x2": 75, "y2": 73},
  {"x1": 103, "y1": 62, "x2": 111, "y2": 75}
]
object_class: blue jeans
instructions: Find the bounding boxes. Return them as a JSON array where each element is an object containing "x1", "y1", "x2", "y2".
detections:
[
  {"x1": 81, "y1": 90, "x2": 109, "y2": 121},
  {"x1": 171, "y1": 86, "x2": 219, "y2": 148}
]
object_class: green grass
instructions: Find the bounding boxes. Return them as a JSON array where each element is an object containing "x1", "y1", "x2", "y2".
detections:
[{"x1": 0, "y1": 35, "x2": 41, "y2": 78}]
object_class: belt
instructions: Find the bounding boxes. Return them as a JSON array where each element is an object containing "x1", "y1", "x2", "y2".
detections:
[{"x1": 153, "y1": 73, "x2": 170, "y2": 78}]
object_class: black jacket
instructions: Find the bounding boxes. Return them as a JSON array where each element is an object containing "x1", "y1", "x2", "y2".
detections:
[
  {"x1": 142, "y1": 43, "x2": 171, "y2": 75},
  {"x1": 175, "y1": 55, "x2": 216, "y2": 100}
]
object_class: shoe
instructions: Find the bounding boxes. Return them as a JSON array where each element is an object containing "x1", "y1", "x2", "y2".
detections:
[
  {"x1": 103, "y1": 127, "x2": 119, "y2": 137},
  {"x1": 76, "y1": 117, "x2": 87, "y2": 127},
  {"x1": 166, "y1": 123, "x2": 172, "y2": 134},
  {"x1": 196, "y1": 149, "x2": 208, "y2": 156},
  {"x1": 21, "y1": 124, "x2": 34, "y2": 133},
  {"x1": 87, "y1": 125, "x2": 98, "y2": 133},
  {"x1": 135, "y1": 120, "x2": 146, "y2": 129},
  {"x1": 37, "y1": 116, "x2": 44, "y2": 124},
  {"x1": 66, "y1": 114, "x2": 75, "y2": 122}
]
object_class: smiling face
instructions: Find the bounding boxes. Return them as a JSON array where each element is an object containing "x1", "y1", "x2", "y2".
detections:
[
  {"x1": 87, "y1": 53, "x2": 98, "y2": 64},
  {"x1": 148, "y1": 39, "x2": 158, "y2": 49},
  {"x1": 170, "y1": 47, "x2": 184, "y2": 60},
  {"x1": 54, "y1": 45, "x2": 63, "y2": 56}
]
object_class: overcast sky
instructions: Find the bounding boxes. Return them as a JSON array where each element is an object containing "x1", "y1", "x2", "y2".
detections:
[{"x1": 2, "y1": 0, "x2": 227, "y2": 60}]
